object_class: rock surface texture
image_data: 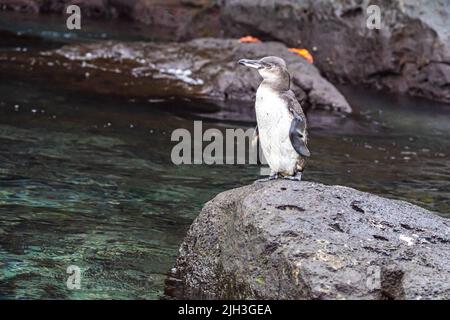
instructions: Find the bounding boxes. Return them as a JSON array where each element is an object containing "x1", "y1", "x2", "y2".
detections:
[
  {"x1": 1, "y1": 0, "x2": 449, "y2": 104},
  {"x1": 172, "y1": 180, "x2": 450, "y2": 299}
]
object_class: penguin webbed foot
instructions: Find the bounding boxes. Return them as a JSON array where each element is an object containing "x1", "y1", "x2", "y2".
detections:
[
  {"x1": 283, "y1": 172, "x2": 302, "y2": 181},
  {"x1": 255, "y1": 173, "x2": 279, "y2": 183}
]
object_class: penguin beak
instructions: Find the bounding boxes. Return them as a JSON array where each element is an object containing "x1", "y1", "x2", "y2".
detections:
[{"x1": 238, "y1": 59, "x2": 263, "y2": 69}]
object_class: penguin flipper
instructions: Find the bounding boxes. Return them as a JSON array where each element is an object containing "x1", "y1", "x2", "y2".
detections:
[
  {"x1": 282, "y1": 90, "x2": 310, "y2": 158},
  {"x1": 289, "y1": 114, "x2": 311, "y2": 158}
]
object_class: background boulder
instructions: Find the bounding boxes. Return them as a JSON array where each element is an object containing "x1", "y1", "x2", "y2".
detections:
[{"x1": 0, "y1": 38, "x2": 351, "y2": 119}]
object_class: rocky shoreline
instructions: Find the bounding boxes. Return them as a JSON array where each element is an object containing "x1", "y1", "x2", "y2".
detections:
[
  {"x1": 169, "y1": 180, "x2": 450, "y2": 300},
  {"x1": 1, "y1": 0, "x2": 449, "y2": 105},
  {"x1": 0, "y1": 36, "x2": 352, "y2": 120}
]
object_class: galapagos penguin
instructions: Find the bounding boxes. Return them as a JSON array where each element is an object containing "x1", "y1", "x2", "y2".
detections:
[{"x1": 238, "y1": 56, "x2": 310, "y2": 181}]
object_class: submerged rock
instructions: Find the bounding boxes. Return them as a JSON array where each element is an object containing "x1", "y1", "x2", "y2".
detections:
[
  {"x1": 0, "y1": 38, "x2": 351, "y2": 116},
  {"x1": 171, "y1": 180, "x2": 450, "y2": 299}
]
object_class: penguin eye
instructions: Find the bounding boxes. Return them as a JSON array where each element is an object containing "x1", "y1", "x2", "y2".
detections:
[{"x1": 263, "y1": 63, "x2": 272, "y2": 69}]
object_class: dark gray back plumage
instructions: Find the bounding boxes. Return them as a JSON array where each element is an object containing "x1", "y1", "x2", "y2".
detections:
[{"x1": 282, "y1": 91, "x2": 311, "y2": 158}]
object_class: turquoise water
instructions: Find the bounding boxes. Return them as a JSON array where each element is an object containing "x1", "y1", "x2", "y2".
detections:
[
  {"x1": 0, "y1": 13, "x2": 449, "y2": 299},
  {"x1": 0, "y1": 79, "x2": 260, "y2": 299}
]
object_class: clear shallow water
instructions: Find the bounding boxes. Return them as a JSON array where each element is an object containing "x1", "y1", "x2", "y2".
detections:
[
  {"x1": 0, "y1": 13, "x2": 449, "y2": 300},
  {"x1": 0, "y1": 79, "x2": 259, "y2": 299}
]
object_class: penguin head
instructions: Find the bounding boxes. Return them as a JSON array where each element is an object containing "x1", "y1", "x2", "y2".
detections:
[{"x1": 239, "y1": 56, "x2": 290, "y2": 88}]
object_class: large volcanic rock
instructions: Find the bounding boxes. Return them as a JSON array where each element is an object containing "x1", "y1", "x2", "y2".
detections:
[
  {"x1": 0, "y1": 37, "x2": 351, "y2": 118},
  {"x1": 218, "y1": 0, "x2": 450, "y2": 104},
  {"x1": 170, "y1": 180, "x2": 450, "y2": 299},
  {"x1": 2, "y1": 0, "x2": 448, "y2": 104}
]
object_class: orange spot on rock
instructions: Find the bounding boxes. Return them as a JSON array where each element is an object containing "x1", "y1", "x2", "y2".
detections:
[
  {"x1": 288, "y1": 48, "x2": 314, "y2": 64},
  {"x1": 239, "y1": 36, "x2": 261, "y2": 43}
]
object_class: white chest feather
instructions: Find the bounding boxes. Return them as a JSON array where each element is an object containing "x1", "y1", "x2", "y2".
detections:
[
  {"x1": 255, "y1": 87, "x2": 299, "y2": 174},
  {"x1": 256, "y1": 87, "x2": 292, "y2": 132}
]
